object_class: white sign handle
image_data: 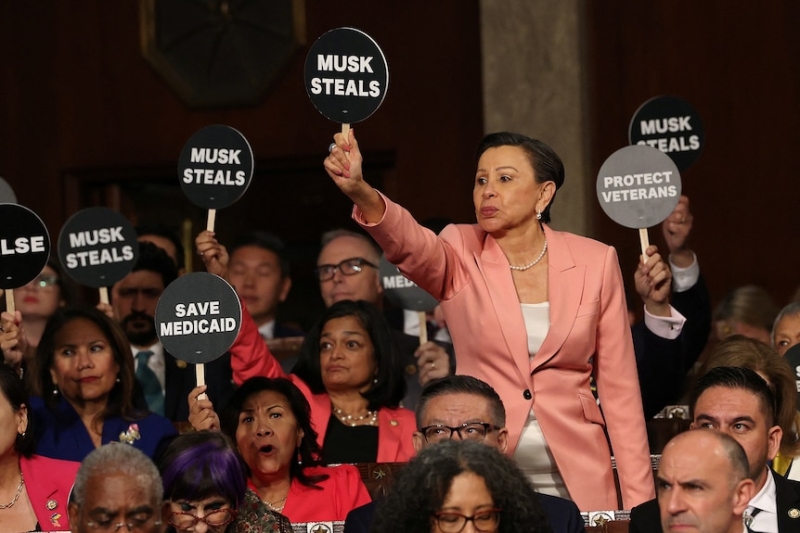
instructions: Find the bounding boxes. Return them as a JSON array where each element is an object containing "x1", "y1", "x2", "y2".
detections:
[
  {"x1": 196, "y1": 363, "x2": 207, "y2": 400},
  {"x1": 418, "y1": 310, "x2": 428, "y2": 345},
  {"x1": 5, "y1": 289, "x2": 14, "y2": 315},
  {"x1": 638, "y1": 228, "x2": 650, "y2": 259},
  {"x1": 207, "y1": 209, "x2": 216, "y2": 232},
  {"x1": 99, "y1": 287, "x2": 109, "y2": 305}
]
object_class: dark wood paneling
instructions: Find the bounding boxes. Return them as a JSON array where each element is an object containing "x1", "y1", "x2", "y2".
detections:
[
  {"x1": 0, "y1": 1, "x2": 483, "y2": 324},
  {"x1": 586, "y1": 1, "x2": 800, "y2": 310}
]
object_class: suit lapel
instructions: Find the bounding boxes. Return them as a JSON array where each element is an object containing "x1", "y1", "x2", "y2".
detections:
[
  {"x1": 474, "y1": 234, "x2": 530, "y2": 385},
  {"x1": 531, "y1": 225, "x2": 584, "y2": 373},
  {"x1": 377, "y1": 410, "x2": 403, "y2": 462},
  {"x1": 773, "y1": 469, "x2": 800, "y2": 531}
]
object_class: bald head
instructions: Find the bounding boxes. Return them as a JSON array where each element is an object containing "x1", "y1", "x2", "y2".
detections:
[{"x1": 658, "y1": 430, "x2": 754, "y2": 533}]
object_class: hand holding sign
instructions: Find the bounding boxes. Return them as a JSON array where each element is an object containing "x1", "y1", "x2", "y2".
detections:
[
  {"x1": 178, "y1": 125, "x2": 254, "y2": 231},
  {"x1": 0, "y1": 204, "x2": 51, "y2": 314},
  {"x1": 57, "y1": 207, "x2": 139, "y2": 305},
  {"x1": 155, "y1": 272, "x2": 241, "y2": 396},
  {"x1": 596, "y1": 145, "x2": 682, "y2": 257}
]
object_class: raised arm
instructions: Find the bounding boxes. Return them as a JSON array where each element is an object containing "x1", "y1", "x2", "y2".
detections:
[{"x1": 324, "y1": 129, "x2": 386, "y2": 223}]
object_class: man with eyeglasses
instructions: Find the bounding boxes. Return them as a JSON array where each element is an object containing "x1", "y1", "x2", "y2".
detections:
[
  {"x1": 69, "y1": 444, "x2": 166, "y2": 533},
  {"x1": 316, "y1": 229, "x2": 454, "y2": 410},
  {"x1": 344, "y1": 375, "x2": 585, "y2": 533}
]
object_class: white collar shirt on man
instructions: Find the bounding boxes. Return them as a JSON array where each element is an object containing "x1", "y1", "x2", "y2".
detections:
[{"x1": 746, "y1": 467, "x2": 778, "y2": 533}]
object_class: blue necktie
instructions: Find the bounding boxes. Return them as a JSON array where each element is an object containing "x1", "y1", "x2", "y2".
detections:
[{"x1": 135, "y1": 351, "x2": 164, "y2": 416}]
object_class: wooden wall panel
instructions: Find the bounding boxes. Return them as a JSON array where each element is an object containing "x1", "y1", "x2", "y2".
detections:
[{"x1": 586, "y1": 1, "x2": 800, "y2": 311}]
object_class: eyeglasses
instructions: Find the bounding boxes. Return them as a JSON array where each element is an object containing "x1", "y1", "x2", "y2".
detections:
[
  {"x1": 168, "y1": 508, "x2": 237, "y2": 529},
  {"x1": 85, "y1": 517, "x2": 162, "y2": 532},
  {"x1": 419, "y1": 422, "x2": 499, "y2": 443},
  {"x1": 315, "y1": 257, "x2": 378, "y2": 282},
  {"x1": 433, "y1": 509, "x2": 502, "y2": 533},
  {"x1": 29, "y1": 274, "x2": 58, "y2": 290}
]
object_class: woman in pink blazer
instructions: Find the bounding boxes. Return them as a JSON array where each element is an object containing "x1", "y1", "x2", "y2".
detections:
[{"x1": 323, "y1": 131, "x2": 654, "y2": 511}]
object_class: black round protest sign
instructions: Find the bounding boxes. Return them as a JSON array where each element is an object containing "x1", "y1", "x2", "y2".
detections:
[
  {"x1": 155, "y1": 272, "x2": 242, "y2": 364},
  {"x1": 304, "y1": 27, "x2": 389, "y2": 124},
  {"x1": 57, "y1": 207, "x2": 139, "y2": 288},
  {"x1": 629, "y1": 96, "x2": 704, "y2": 172},
  {"x1": 0, "y1": 178, "x2": 17, "y2": 204},
  {"x1": 178, "y1": 125, "x2": 254, "y2": 209},
  {"x1": 379, "y1": 255, "x2": 437, "y2": 312},
  {"x1": 596, "y1": 145, "x2": 682, "y2": 229},
  {"x1": 0, "y1": 204, "x2": 50, "y2": 289}
]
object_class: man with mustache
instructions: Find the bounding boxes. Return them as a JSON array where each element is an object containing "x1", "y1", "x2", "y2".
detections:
[{"x1": 110, "y1": 242, "x2": 234, "y2": 421}]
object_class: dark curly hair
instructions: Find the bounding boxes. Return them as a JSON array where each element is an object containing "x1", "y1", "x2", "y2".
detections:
[
  {"x1": 373, "y1": 440, "x2": 551, "y2": 533},
  {"x1": 292, "y1": 300, "x2": 406, "y2": 410},
  {"x1": 220, "y1": 377, "x2": 328, "y2": 489},
  {"x1": 0, "y1": 363, "x2": 35, "y2": 457}
]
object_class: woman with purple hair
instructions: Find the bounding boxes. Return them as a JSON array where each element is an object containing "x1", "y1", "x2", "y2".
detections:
[{"x1": 157, "y1": 431, "x2": 292, "y2": 533}]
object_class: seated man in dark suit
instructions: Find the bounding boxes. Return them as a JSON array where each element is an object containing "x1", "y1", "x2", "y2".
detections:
[
  {"x1": 630, "y1": 367, "x2": 800, "y2": 533},
  {"x1": 657, "y1": 430, "x2": 754, "y2": 533},
  {"x1": 344, "y1": 375, "x2": 585, "y2": 533}
]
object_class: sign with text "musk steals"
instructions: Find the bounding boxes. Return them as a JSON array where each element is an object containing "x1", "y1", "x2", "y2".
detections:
[
  {"x1": 57, "y1": 207, "x2": 139, "y2": 288},
  {"x1": 629, "y1": 96, "x2": 704, "y2": 172},
  {"x1": 178, "y1": 125, "x2": 254, "y2": 210},
  {"x1": 304, "y1": 27, "x2": 389, "y2": 124}
]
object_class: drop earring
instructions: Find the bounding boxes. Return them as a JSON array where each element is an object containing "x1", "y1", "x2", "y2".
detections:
[{"x1": 536, "y1": 209, "x2": 542, "y2": 221}]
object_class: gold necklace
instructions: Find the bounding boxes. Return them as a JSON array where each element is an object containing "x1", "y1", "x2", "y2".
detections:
[
  {"x1": 264, "y1": 494, "x2": 288, "y2": 513},
  {"x1": 0, "y1": 470, "x2": 24, "y2": 510}
]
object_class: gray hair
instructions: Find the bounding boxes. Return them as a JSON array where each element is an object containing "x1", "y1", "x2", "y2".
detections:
[
  {"x1": 771, "y1": 302, "x2": 800, "y2": 346},
  {"x1": 319, "y1": 229, "x2": 381, "y2": 264},
  {"x1": 72, "y1": 444, "x2": 163, "y2": 507}
]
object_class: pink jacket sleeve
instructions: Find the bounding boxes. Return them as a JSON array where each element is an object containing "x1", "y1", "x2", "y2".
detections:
[{"x1": 229, "y1": 300, "x2": 286, "y2": 385}]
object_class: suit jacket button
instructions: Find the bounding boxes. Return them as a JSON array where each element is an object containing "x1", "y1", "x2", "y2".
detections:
[{"x1": 523, "y1": 389, "x2": 532, "y2": 400}]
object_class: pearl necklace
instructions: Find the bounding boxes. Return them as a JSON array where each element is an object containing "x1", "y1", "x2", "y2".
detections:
[
  {"x1": 332, "y1": 405, "x2": 378, "y2": 427},
  {"x1": 508, "y1": 239, "x2": 548, "y2": 271},
  {"x1": 0, "y1": 470, "x2": 24, "y2": 510}
]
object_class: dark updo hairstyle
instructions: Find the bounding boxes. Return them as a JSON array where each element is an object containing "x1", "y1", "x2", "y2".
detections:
[
  {"x1": 29, "y1": 307, "x2": 142, "y2": 424},
  {"x1": 476, "y1": 132, "x2": 565, "y2": 224},
  {"x1": 293, "y1": 299, "x2": 406, "y2": 410},
  {"x1": 0, "y1": 364, "x2": 35, "y2": 457},
  {"x1": 157, "y1": 431, "x2": 247, "y2": 508},
  {"x1": 220, "y1": 377, "x2": 328, "y2": 489},
  {"x1": 373, "y1": 439, "x2": 551, "y2": 533}
]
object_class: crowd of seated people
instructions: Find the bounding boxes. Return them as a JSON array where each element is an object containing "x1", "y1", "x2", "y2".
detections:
[{"x1": 3, "y1": 132, "x2": 800, "y2": 533}]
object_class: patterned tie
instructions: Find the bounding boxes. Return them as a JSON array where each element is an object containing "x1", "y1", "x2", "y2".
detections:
[{"x1": 135, "y1": 351, "x2": 164, "y2": 416}]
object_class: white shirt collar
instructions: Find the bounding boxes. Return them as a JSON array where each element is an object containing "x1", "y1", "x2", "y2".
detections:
[{"x1": 258, "y1": 320, "x2": 276, "y2": 339}]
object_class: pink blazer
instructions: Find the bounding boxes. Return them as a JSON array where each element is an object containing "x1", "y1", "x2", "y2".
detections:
[
  {"x1": 20, "y1": 454, "x2": 80, "y2": 531},
  {"x1": 231, "y1": 305, "x2": 417, "y2": 463},
  {"x1": 354, "y1": 193, "x2": 654, "y2": 511}
]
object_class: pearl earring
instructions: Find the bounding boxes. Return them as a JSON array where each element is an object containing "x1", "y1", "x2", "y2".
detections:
[{"x1": 536, "y1": 209, "x2": 542, "y2": 221}]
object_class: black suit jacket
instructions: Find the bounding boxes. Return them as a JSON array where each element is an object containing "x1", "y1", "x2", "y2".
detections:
[
  {"x1": 630, "y1": 469, "x2": 800, "y2": 533},
  {"x1": 632, "y1": 274, "x2": 712, "y2": 418},
  {"x1": 344, "y1": 492, "x2": 586, "y2": 533}
]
